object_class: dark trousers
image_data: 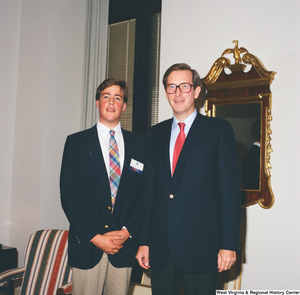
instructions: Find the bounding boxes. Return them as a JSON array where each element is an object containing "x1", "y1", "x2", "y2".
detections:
[{"x1": 151, "y1": 254, "x2": 218, "y2": 295}]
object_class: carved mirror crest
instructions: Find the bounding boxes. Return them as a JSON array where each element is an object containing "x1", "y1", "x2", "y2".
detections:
[{"x1": 202, "y1": 41, "x2": 276, "y2": 208}]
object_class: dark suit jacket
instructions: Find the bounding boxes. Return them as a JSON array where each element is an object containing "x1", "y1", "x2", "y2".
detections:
[
  {"x1": 140, "y1": 112, "x2": 241, "y2": 273},
  {"x1": 60, "y1": 125, "x2": 145, "y2": 269}
]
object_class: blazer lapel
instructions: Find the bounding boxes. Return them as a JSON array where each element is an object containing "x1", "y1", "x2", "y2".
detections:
[
  {"x1": 159, "y1": 120, "x2": 173, "y2": 178},
  {"x1": 85, "y1": 125, "x2": 110, "y2": 189},
  {"x1": 116, "y1": 129, "x2": 131, "y2": 199}
]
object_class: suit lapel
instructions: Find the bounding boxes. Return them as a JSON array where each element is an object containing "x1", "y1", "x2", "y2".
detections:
[
  {"x1": 117, "y1": 129, "x2": 129, "y2": 195},
  {"x1": 85, "y1": 125, "x2": 110, "y2": 189},
  {"x1": 158, "y1": 120, "x2": 173, "y2": 178},
  {"x1": 113, "y1": 129, "x2": 133, "y2": 203}
]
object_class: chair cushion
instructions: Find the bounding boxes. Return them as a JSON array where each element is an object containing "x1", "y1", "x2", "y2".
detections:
[{"x1": 20, "y1": 230, "x2": 72, "y2": 295}]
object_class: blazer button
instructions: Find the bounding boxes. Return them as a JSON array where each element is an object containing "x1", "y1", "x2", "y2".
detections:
[
  {"x1": 108, "y1": 206, "x2": 111, "y2": 210},
  {"x1": 170, "y1": 194, "x2": 174, "y2": 199},
  {"x1": 105, "y1": 225, "x2": 109, "y2": 228}
]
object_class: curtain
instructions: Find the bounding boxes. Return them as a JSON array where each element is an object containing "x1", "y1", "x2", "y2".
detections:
[{"x1": 81, "y1": 0, "x2": 109, "y2": 130}]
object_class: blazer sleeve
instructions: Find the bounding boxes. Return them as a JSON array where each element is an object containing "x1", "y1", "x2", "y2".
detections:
[
  {"x1": 60, "y1": 135, "x2": 99, "y2": 245},
  {"x1": 217, "y1": 120, "x2": 241, "y2": 251},
  {"x1": 137, "y1": 130, "x2": 155, "y2": 246},
  {"x1": 121, "y1": 132, "x2": 149, "y2": 240}
]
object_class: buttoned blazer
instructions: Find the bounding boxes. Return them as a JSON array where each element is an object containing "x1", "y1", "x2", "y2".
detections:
[
  {"x1": 140, "y1": 112, "x2": 241, "y2": 273},
  {"x1": 60, "y1": 125, "x2": 145, "y2": 270}
]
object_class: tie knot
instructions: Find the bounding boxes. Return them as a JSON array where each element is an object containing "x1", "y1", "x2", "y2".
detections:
[
  {"x1": 109, "y1": 130, "x2": 116, "y2": 137},
  {"x1": 178, "y1": 122, "x2": 185, "y2": 132}
]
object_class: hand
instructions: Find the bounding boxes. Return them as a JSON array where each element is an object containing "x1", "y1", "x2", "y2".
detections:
[
  {"x1": 217, "y1": 249, "x2": 236, "y2": 272},
  {"x1": 104, "y1": 228, "x2": 130, "y2": 246},
  {"x1": 91, "y1": 234, "x2": 124, "y2": 255},
  {"x1": 135, "y1": 246, "x2": 150, "y2": 270}
]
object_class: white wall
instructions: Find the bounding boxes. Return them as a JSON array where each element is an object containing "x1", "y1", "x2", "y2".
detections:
[
  {"x1": 0, "y1": 0, "x2": 86, "y2": 265},
  {"x1": 159, "y1": 0, "x2": 300, "y2": 289},
  {"x1": 1, "y1": 0, "x2": 299, "y2": 290}
]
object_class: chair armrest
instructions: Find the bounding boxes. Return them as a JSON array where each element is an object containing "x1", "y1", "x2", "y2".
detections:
[
  {"x1": 56, "y1": 281, "x2": 72, "y2": 295},
  {"x1": 0, "y1": 267, "x2": 25, "y2": 285}
]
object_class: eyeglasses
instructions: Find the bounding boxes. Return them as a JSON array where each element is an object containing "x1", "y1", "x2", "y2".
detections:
[{"x1": 166, "y1": 83, "x2": 194, "y2": 94}]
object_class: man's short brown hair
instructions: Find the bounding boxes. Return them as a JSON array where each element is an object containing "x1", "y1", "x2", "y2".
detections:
[
  {"x1": 162, "y1": 63, "x2": 203, "y2": 91},
  {"x1": 95, "y1": 78, "x2": 128, "y2": 103}
]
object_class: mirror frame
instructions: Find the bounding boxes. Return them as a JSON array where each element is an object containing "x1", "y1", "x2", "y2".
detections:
[{"x1": 203, "y1": 41, "x2": 276, "y2": 208}]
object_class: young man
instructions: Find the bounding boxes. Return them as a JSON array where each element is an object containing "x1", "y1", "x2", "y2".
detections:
[
  {"x1": 136, "y1": 63, "x2": 241, "y2": 295},
  {"x1": 60, "y1": 78, "x2": 145, "y2": 295}
]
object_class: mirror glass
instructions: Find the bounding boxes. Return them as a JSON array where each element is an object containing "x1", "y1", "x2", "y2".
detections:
[{"x1": 214, "y1": 103, "x2": 261, "y2": 190}]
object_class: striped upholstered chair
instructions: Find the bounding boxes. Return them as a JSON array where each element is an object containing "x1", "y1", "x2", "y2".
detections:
[{"x1": 0, "y1": 229, "x2": 72, "y2": 295}]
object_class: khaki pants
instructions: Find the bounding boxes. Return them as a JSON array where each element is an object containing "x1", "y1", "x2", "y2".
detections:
[{"x1": 72, "y1": 253, "x2": 132, "y2": 295}]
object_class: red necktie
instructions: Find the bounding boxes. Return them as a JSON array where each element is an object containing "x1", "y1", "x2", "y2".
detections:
[{"x1": 172, "y1": 122, "x2": 186, "y2": 175}]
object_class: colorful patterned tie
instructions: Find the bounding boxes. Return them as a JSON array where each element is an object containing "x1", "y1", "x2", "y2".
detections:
[
  {"x1": 172, "y1": 122, "x2": 186, "y2": 176},
  {"x1": 109, "y1": 130, "x2": 121, "y2": 209}
]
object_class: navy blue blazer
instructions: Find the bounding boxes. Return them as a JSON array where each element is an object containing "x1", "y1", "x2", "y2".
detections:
[
  {"x1": 60, "y1": 125, "x2": 145, "y2": 269},
  {"x1": 139, "y1": 112, "x2": 241, "y2": 273}
]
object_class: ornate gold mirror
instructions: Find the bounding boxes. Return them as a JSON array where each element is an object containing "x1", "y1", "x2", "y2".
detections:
[{"x1": 202, "y1": 41, "x2": 276, "y2": 208}]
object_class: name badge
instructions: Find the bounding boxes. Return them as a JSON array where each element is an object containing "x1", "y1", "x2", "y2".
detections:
[{"x1": 129, "y1": 159, "x2": 144, "y2": 174}]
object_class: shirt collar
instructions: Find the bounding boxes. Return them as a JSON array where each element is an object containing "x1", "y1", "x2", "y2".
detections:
[
  {"x1": 171, "y1": 109, "x2": 197, "y2": 133},
  {"x1": 97, "y1": 121, "x2": 122, "y2": 138}
]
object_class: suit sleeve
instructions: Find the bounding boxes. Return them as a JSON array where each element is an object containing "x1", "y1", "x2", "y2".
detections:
[
  {"x1": 137, "y1": 130, "x2": 155, "y2": 246},
  {"x1": 217, "y1": 120, "x2": 241, "y2": 252},
  {"x1": 60, "y1": 136, "x2": 99, "y2": 245},
  {"x1": 122, "y1": 135, "x2": 148, "y2": 240}
]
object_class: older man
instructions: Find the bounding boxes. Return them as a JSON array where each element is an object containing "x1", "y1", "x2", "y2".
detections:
[{"x1": 136, "y1": 63, "x2": 241, "y2": 295}]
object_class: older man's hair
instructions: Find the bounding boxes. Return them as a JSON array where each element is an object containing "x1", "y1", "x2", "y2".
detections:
[{"x1": 162, "y1": 63, "x2": 203, "y2": 91}]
